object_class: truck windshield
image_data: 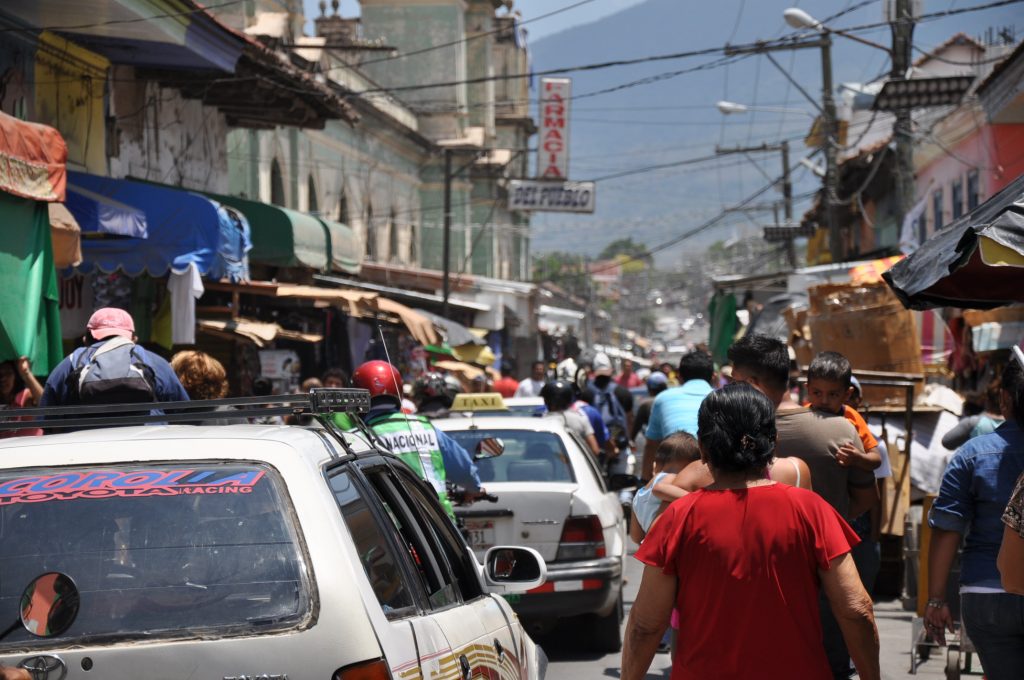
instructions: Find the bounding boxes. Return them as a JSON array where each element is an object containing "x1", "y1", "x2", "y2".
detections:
[{"x1": 0, "y1": 463, "x2": 309, "y2": 648}]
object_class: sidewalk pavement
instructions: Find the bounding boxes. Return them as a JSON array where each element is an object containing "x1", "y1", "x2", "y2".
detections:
[{"x1": 875, "y1": 598, "x2": 982, "y2": 679}]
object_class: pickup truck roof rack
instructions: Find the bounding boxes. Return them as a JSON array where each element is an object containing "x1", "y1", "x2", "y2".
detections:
[{"x1": 0, "y1": 388, "x2": 371, "y2": 433}]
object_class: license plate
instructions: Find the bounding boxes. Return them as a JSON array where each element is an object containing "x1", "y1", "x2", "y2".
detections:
[{"x1": 465, "y1": 520, "x2": 495, "y2": 550}]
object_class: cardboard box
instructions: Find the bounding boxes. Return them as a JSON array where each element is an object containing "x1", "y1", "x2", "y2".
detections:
[{"x1": 808, "y1": 283, "x2": 924, "y2": 405}]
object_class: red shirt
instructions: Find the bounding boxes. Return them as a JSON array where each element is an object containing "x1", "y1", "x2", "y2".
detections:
[
  {"x1": 493, "y1": 377, "x2": 519, "y2": 398},
  {"x1": 615, "y1": 372, "x2": 642, "y2": 389},
  {"x1": 0, "y1": 388, "x2": 42, "y2": 438},
  {"x1": 635, "y1": 483, "x2": 858, "y2": 680}
]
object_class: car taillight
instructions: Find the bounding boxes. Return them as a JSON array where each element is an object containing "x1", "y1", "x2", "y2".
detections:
[
  {"x1": 556, "y1": 514, "x2": 606, "y2": 561},
  {"x1": 333, "y1": 659, "x2": 391, "y2": 680}
]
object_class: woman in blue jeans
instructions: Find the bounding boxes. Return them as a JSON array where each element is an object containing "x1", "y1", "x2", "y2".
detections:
[{"x1": 926, "y1": 361, "x2": 1024, "y2": 680}]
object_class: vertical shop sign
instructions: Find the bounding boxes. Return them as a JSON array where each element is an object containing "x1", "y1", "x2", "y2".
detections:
[{"x1": 537, "y1": 78, "x2": 571, "y2": 180}]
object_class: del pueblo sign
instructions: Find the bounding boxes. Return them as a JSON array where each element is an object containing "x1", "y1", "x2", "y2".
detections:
[{"x1": 508, "y1": 180, "x2": 595, "y2": 213}]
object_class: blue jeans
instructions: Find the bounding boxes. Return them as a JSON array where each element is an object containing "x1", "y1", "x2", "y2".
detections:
[
  {"x1": 819, "y1": 591, "x2": 852, "y2": 679},
  {"x1": 849, "y1": 512, "x2": 880, "y2": 596},
  {"x1": 961, "y1": 592, "x2": 1024, "y2": 680}
]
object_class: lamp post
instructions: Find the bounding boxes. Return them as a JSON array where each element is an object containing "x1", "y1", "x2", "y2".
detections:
[{"x1": 716, "y1": 101, "x2": 816, "y2": 118}]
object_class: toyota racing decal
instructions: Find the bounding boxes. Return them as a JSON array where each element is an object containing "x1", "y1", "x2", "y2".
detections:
[{"x1": 0, "y1": 468, "x2": 266, "y2": 505}]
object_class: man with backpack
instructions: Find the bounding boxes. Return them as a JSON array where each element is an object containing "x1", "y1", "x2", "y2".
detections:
[
  {"x1": 40, "y1": 308, "x2": 189, "y2": 408},
  {"x1": 589, "y1": 352, "x2": 635, "y2": 463}
]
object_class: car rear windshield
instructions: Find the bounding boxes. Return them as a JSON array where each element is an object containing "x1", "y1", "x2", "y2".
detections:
[
  {"x1": 0, "y1": 463, "x2": 310, "y2": 648},
  {"x1": 445, "y1": 430, "x2": 575, "y2": 483}
]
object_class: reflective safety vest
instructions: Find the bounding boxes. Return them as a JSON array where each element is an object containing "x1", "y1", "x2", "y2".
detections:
[{"x1": 368, "y1": 412, "x2": 454, "y2": 517}]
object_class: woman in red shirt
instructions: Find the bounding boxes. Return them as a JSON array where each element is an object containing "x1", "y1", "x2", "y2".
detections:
[
  {"x1": 0, "y1": 357, "x2": 44, "y2": 438},
  {"x1": 622, "y1": 383, "x2": 880, "y2": 680}
]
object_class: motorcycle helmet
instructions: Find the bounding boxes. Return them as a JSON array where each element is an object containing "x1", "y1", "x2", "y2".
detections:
[
  {"x1": 413, "y1": 372, "x2": 457, "y2": 408},
  {"x1": 540, "y1": 380, "x2": 576, "y2": 412},
  {"x1": 352, "y1": 360, "x2": 403, "y2": 402}
]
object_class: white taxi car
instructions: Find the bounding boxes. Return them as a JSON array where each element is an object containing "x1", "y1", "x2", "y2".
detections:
[
  {"x1": 434, "y1": 415, "x2": 627, "y2": 652},
  {"x1": 0, "y1": 394, "x2": 547, "y2": 680}
]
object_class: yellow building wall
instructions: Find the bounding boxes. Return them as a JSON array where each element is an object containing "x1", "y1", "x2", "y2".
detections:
[{"x1": 34, "y1": 31, "x2": 110, "y2": 174}]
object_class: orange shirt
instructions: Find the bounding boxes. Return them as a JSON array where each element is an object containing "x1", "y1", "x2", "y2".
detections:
[{"x1": 842, "y1": 405, "x2": 878, "y2": 451}]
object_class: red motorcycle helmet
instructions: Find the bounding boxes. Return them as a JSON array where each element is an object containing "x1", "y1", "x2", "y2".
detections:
[{"x1": 352, "y1": 360, "x2": 403, "y2": 401}]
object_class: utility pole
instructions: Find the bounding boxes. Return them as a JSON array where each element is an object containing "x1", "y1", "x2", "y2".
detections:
[
  {"x1": 890, "y1": 0, "x2": 917, "y2": 225},
  {"x1": 442, "y1": 148, "x2": 453, "y2": 320},
  {"x1": 715, "y1": 141, "x2": 797, "y2": 267},
  {"x1": 725, "y1": 36, "x2": 841, "y2": 263}
]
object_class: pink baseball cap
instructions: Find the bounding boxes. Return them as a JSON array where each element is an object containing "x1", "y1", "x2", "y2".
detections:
[{"x1": 86, "y1": 307, "x2": 135, "y2": 340}]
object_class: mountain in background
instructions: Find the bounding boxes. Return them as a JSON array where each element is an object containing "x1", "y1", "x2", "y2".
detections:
[{"x1": 527, "y1": 0, "x2": 1022, "y2": 266}]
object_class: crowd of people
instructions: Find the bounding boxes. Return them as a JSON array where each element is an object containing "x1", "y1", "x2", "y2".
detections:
[{"x1": 3, "y1": 306, "x2": 1024, "y2": 679}]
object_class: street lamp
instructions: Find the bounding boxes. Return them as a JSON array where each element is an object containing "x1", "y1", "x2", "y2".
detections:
[
  {"x1": 716, "y1": 100, "x2": 816, "y2": 118},
  {"x1": 783, "y1": 8, "x2": 822, "y2": 31}
]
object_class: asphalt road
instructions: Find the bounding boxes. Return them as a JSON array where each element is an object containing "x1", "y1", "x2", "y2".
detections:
[{"x1": 535, "y1": 545, "x2": 670, "y2": 680}]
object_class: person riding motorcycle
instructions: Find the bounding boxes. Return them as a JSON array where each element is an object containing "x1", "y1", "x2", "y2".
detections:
[
  {"x1": 353, "y1": 361, "x2": 482, "y2": 518},
  {"x1": 413, "y1": 371, "x2": 459, "y2": 419}
]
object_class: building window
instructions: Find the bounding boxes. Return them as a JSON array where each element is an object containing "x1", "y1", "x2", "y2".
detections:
[
  {"x1": 270, "y1": 159, "x2": 286, "y2": 207},
  {"x1": 389, "y1": 209, "x2": 399, "y2": 262},
  {"x1": 365, "y1": 201, "x2": 374, "y2": 259},
  {"x1": 338, "y1": 187, "x2": 348, "y2": 223},
  {"x1": 916, "y1": 211, "x2": 927, "y2": 246},
  {"x1": 308, "y1": 176, "x2": 318, "y2": 215},
  {"x1": 932, "y1": 188, "x2": 944, "y2": 233},
  {"x1": 409, "y1": 224, "x2": 417, "y2": 265},
  {"x1": 951, "y1": 179, "x2": 963, "y2": 221},
  {"x1": 967, "y1": 170, "x2": 980, "y2": 211}
]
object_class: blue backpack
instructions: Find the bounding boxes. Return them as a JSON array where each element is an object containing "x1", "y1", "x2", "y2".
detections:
[{"x1": 68, "y1": 337, "x2": 157, "y2": 405}]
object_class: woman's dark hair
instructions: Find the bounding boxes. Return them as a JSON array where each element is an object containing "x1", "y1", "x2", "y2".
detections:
[
  {"x1": 656, "y1": 432, "x2": 701, "y2": 466},
  {"x1": 697, "y1": 382, "x2": 777, "y2": 474},
  {"x1": 0, "y1": 361, "x2": 26, "y2": 400},
  {"x1": 1000, "y1": 361, "x2": 1024, "y2": 423}
]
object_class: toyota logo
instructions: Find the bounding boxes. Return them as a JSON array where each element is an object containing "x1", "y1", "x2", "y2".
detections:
[{"x1": 19, "y1": 655, "x2": 67, "y2": 680}]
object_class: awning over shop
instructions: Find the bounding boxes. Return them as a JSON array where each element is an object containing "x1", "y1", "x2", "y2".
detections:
[
  {"x1": 203, "y1": 281, "x2": 440, "y2": 347},
  {"x1": 452, "y1": 343, "x2": 496, "y2": 366},
  {"x1": 0, "y1": 110, "x2": 67, "y2": 202},
  {"x1": 414, "y1": 308, "x2": 485, "y2": 346},
  {"x1": 65, "y1": 181, "x2": 148, "y2": 238},
  {"x1": 69, "y1": 172, "x2": 220, "y2": 276},
  {"x1": 314, "y1": 274, "x2": 488, "y2": 313},
  {"x1": 197, "y1": 318, "x2": 323, "y2": 348},
  {"x1": 211, "y1": 194, "x2": 359, "y2": 273},
  {"x1": 48, "y1": 203, "x2": 82, "y2": 269}
]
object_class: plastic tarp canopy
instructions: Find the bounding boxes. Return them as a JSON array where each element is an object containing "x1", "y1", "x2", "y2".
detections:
[
  {"x1": 0, "y1": 110, "x2": 66, "y2": 203},
  {"x1": 414, "y1": 308, "x2": 485, "y2": 346},
  {"x1": 65, "y1": 181, "x2": 147, "y2": 238},
  {"x1": 209, "y1": 193, "x2": 330, "y2": 271},
  {"x1": 68, "y1": 172, "x2": 220, "y2": 276},
  {"x1": 883, "y1": 173, "x2": 1024, "y2": 310},
  {"x1": 320, "y1": 218, "x2": 361, "y2": 275}
]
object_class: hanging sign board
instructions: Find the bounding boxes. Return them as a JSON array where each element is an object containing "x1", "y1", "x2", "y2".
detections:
[
  {"x1": 537, "y1": 77, "x2": 571, "y2": 179},
  {"x1": 508, "y1": 179, "x2": 596, "y2": 213}
]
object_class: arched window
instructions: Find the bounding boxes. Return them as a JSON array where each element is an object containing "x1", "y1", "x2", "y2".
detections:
[
  {"x1": 307, "y1": 175, "x2": 318, "y2": 215},
  {"x1": 409, "y1": 223, "x2": 417, "y2": 265},
  {"x1": 388, "y1": 209, "x2": 399, "y2": 262},
  {"x1": 364, "y1": 201, "x2": 374, "y2": 259},
  {"x1": 270, "y1": 159, "x2": 286, "y2": 207}
]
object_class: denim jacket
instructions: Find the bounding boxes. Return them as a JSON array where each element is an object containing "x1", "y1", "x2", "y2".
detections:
[{"x1": 929, "y1": 421, "x2": 1024, "y2": 588}]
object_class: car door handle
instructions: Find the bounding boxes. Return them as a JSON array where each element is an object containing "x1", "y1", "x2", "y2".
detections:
[{"x1": 459, "y1": 654, "x2": 472, "y2": 680}]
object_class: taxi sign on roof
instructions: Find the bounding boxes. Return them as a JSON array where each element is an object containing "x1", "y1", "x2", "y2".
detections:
[{"x1": 451, "y1": 393, "x2": 507, "y2": 412}]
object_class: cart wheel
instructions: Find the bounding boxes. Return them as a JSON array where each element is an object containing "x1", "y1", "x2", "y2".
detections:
[
  {"x1": 917, "y1": 642, "x2": 932, "y2": 662},
  {"x1": 946, "y1": 644, "x2": 960, "y2": 680}
]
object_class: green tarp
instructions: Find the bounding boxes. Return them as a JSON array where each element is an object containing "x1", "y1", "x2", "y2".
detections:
[
  {"x1": 209, "y1": 193, "x2": 360, "y2": 274},
  {"x1": 0, "y1": 192, "x2": 63, "y2": 373},
  {"x1": 708, "y1": 291, "x2": 737, "y2": 368}
]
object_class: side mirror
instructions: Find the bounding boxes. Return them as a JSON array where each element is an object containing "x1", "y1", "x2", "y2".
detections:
[
  {"x1": 483, "y1": 546, "x2": 546, "y2": 594},
  {"x1": 607, "y1": 473, "x2": 641, "y2": 491},
  {"x1": 474, "y1": 437, "x2": 505, "y2": 459},
  {"x1": 20, "y1": 572, "x2": 79, "y2": 638}
]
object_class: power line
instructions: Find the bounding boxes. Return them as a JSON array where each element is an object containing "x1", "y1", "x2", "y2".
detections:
[
  {"x1": 341, "y1": 0, "x2": 601, "y2": 70},
  {"x1": 0, "y1": 0, "x2": 247, "y2": 33}
]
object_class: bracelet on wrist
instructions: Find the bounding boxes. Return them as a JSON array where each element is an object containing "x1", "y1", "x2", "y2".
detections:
[{"x1": 926, "y1": 598, "x2": 947, "y2": 609}]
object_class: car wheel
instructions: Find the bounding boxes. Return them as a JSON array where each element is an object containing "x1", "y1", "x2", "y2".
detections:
[{"x1": 590, "y1": 592, "x2": 623, "y2": 653}]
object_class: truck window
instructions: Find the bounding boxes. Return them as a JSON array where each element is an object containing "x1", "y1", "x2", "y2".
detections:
[{"x1": 0, "y1": 464, "x2": 310, "y2": 649}]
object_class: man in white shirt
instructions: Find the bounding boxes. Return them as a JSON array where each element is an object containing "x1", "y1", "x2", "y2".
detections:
[{"x1": 514, "y1": 361, "x2": 547, "y2": 398}]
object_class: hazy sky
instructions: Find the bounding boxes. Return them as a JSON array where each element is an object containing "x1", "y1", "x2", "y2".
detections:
[{"x1": 301, "y1": 0, "x2": 645, "y2": 40}]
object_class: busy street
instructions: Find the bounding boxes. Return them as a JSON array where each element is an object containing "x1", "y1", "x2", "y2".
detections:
[{"x1": 1, "y1": 0, "x2": 1024, "y2": 679}]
